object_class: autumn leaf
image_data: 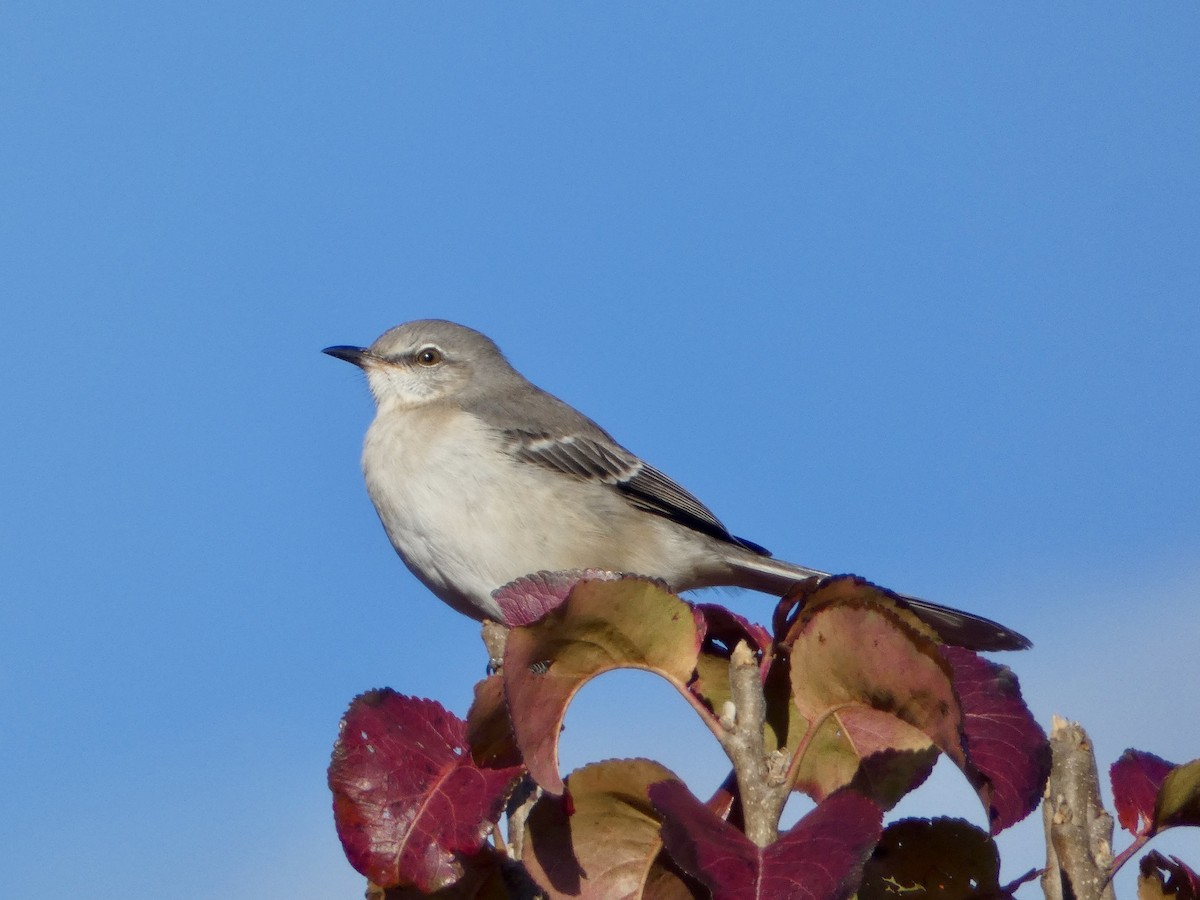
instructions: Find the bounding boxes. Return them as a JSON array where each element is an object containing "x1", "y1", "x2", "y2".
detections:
[
  {"x1": 942, "y1": 646, "x2": 1049, "y2": 833},
  {"x1": 523, "y1": 759, "x2": 701, "y2": 900},
  {"x1": 503, "y1": 578, "x2": 705, "y2": 794},
  {"x1": 329, "y1": 690, "x2": 522, "y2": 891},
  {"x1": 651, "y1": 780, "x2": 882, "y2": 900}
]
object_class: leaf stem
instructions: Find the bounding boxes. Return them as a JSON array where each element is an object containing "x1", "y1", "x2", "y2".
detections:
[{"x1": 1107, "y1": 834, "x2": 1149, "y2": 881}]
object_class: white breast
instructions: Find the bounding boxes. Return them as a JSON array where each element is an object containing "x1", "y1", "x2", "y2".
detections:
[{"x1": 362, "y1": 407, "x2": 694, "y2": 619}]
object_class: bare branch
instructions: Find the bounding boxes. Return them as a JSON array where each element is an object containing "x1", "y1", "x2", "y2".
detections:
[
  {"x1": 722, "y1": 641, "x2": 789, "y2": 847},
  {"x1": 1041, "y1": 716, "x2": 1115, "y2": 900}
]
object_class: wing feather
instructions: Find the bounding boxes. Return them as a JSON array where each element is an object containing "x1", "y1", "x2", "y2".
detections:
[{"x1": 507, "y1": 429, "x2": 768, "y2": 553}]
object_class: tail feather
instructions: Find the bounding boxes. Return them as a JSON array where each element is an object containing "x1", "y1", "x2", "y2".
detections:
[{"x1": 725, "y1": 553, "x2": 1030, "y2": 652}]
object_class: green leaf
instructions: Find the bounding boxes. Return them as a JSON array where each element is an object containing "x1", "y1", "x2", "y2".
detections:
[{"x1": 1156, "y1": 758, "x2": 1200, "y2": 831}]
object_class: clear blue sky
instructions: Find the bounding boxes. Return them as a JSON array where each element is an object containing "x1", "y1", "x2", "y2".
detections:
[{"x1": 3, "y1": 4, "x2": 1198, "y2": 897}]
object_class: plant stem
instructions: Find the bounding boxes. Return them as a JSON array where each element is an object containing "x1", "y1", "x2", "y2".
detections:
[{"x1": 723, "y1": 640, "x2": 788, "y2": 847}]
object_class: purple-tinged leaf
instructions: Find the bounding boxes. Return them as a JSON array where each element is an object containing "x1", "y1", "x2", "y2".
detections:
[
  {"x1": 771, "y1": 578, "x2": 810, "y2": 641},
  {"x1": 329, "y1": 690, "x2": 522, "y2": 891},
  {"x1": 493, "y1": 570, "x2": 633, "y2": 627},
  {"x1": 942, "y1": 646, "x2": 1050, "y2": 833},
  {"x1": 694, "y1": 603, "x2": 773, "y2": 668},
  {"x1": 1138, "y1": 851, "x2": 1200, "y2": 900},
  {"x1": 651, "y1": 781, "x2": 882, "y2": 900},
  {"x1": 791, "y1": 710, "x2": 939, "y2": 810},
  {"x1": 774, "y1": 576, "x2": 940, "y2": 648},
  {"x1": 784, "y1": 583, "x2": 958, "y2": 757},
  {"x1": 784, "y1": 581, "x2": 963, "y2": 809},
  {"x1": 503, "y1": 579, "x2": 703, "y2": 794},
  {"x1": 1112, "y1": 749, "x2": 1176, "y2": 836},
  {"x1": 688, "y1": 605, "x2": 777, "y2": 738}
]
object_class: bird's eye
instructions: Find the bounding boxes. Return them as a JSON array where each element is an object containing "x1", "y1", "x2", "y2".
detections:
[{"x1": 415, "y1": 347, "x2": 443, "y2": 367}]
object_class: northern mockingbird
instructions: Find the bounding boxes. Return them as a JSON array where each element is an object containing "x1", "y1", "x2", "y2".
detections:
[{"x1": 324, "y1": 319, "x2": 1028, "y2": 652}]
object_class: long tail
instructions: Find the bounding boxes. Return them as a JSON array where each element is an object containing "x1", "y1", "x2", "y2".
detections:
[{"x1": 726, "y1": 552, "x2": 1030, "y2": 652}]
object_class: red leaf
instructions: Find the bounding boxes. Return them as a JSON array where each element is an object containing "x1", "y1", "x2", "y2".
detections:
[
  {"x1": 688, "y1": 604, "x2": 777, "y2": 739},
  {"x1": 493, "y1": 570, "x2": 631, "y2": 627},
  {"x1": 329, "y1": 690, "x2": 522, "y2": 891},
  {"x1": 651, "y1": 781, "x2": 882, "y2": 900},
  {"x1": 694, "y1": 603, "x2": 773, "y2": 664},
  {"x1": 941, "y1": 647, "x2": 1050, "y2": 833},
  {"x1": 1111, "y1": 749, "x2": 1175, "y2": 837}
]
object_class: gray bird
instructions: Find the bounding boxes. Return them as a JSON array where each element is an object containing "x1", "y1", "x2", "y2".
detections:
[{"x1": 325, "y1": 319, "x2": 1029, "y2": 651}]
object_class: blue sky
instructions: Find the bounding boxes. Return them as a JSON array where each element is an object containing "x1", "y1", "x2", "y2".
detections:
[{"x1": 3, "y1": 4, "x2": 1198, "y2": 896}]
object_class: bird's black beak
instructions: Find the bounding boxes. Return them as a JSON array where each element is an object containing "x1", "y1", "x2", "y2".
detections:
[{"x1": 323, "y1": 345, "x2": 371, "y2": 368}]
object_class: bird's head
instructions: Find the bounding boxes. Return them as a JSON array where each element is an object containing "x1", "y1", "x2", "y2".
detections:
[{"x1": 324, "y1": 319, "x2": 514, "y2": 411}]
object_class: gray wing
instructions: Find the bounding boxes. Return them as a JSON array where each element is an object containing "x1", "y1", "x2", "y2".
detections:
[
  {"x1": 506, "y1": 428, "x2": 770, "y2": 554},
  {"x1": 466, "y1": 376, "x2": 770, "y2": 554}
]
